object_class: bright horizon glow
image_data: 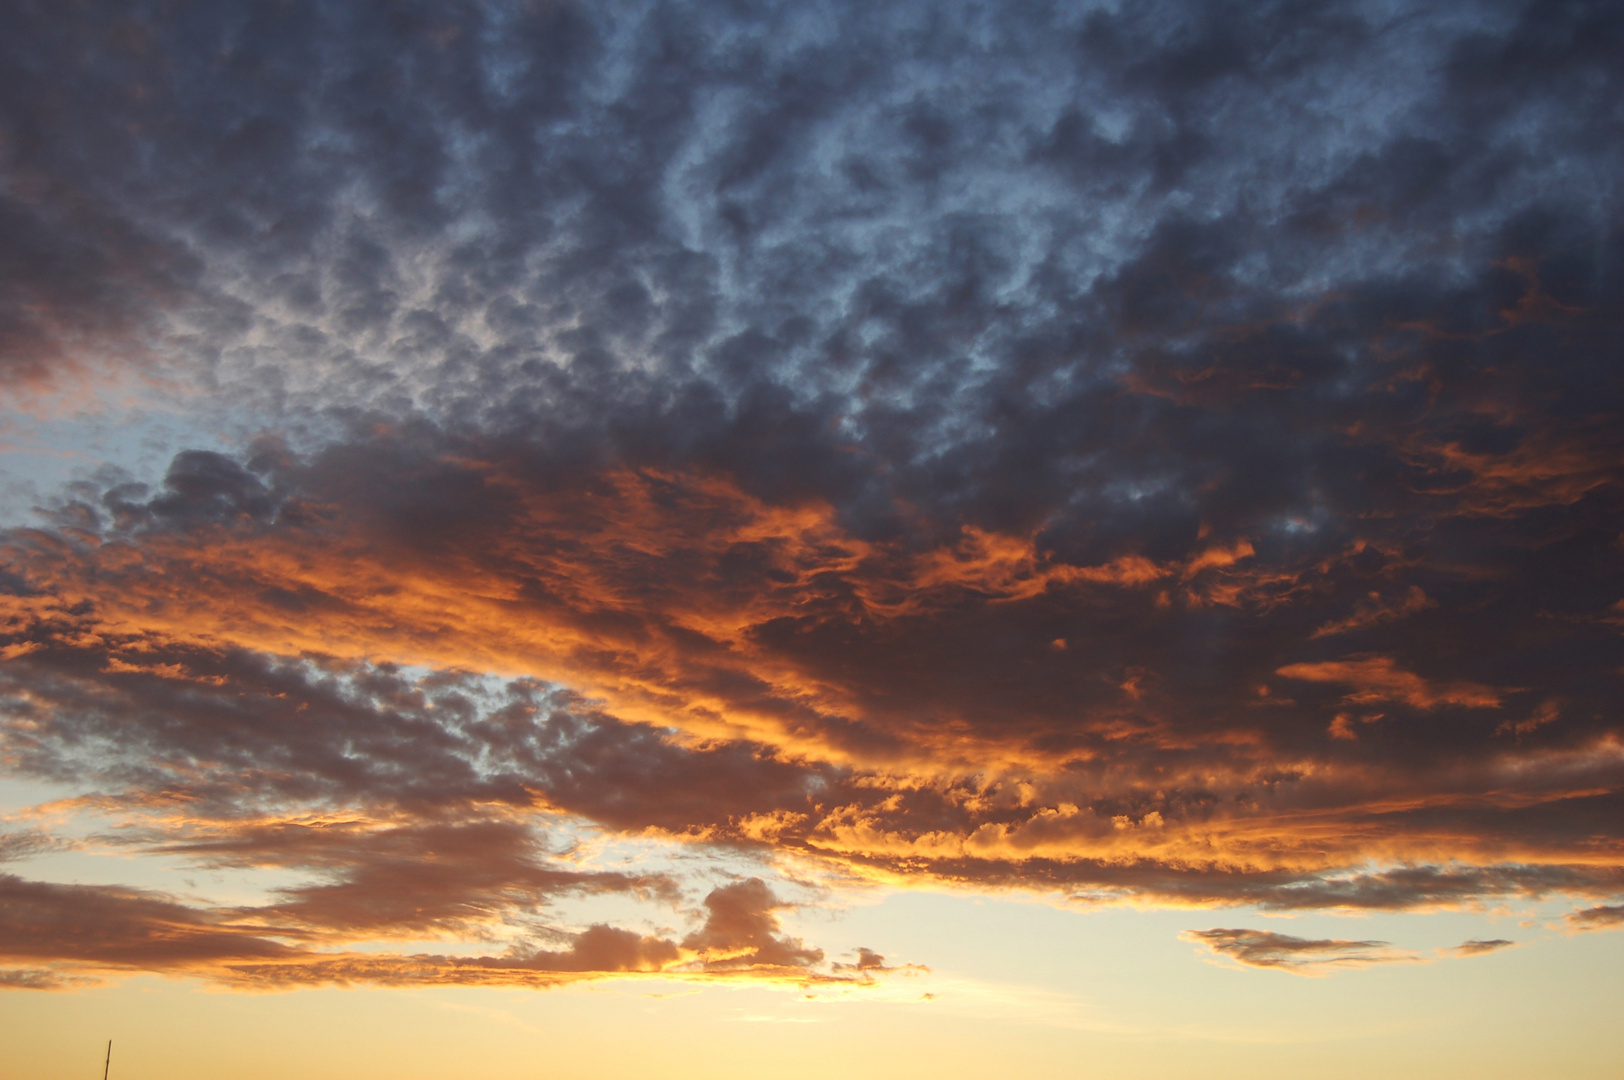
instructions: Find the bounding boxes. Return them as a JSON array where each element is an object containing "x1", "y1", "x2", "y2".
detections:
[{"x1": 6, "y1": 895, "x2": 1623, "y2": 1079}]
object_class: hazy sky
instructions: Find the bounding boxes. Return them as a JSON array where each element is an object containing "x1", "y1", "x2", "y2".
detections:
[{"x1": 2, "y1": 1, "x2": 1622, "y2": 1077}]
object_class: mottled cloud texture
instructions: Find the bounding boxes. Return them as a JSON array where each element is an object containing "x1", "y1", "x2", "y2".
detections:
[{"x1": 2, "y1": 0, "x2": 1623, "y2": 989}]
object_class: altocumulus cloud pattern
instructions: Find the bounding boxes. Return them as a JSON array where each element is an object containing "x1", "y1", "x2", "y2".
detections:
[{"x1": 1, "y1": 0, "x2": 1622, "y2": 990}]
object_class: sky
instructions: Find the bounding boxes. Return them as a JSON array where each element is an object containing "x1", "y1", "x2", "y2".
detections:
[{"x1": 1, "y1": 0, "x2": 1622, "y2": 1077}]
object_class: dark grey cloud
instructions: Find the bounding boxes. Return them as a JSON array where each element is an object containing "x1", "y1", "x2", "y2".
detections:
[{"x1": 1, "y1": 0, "x2": 1615, "y2": 436}]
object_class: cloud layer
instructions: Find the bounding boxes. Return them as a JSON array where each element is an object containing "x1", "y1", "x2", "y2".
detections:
[{"x1": 2, "y1": 0, "x2": 1623, "y2": 988}]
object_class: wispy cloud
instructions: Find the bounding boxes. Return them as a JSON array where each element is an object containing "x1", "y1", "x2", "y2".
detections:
[
  {"x1": 1442, "y1": 938, "x2": 1517, "y2": 957},
  {"x1": 1182, "y1": 928, "x2": 1417, "y2": 974}
]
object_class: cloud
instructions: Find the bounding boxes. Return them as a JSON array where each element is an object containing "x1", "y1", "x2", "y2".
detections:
[
  {"x1": 1565, "y1": 904, "x2": 1624, "y2": 932},
  {"x1": 2, "y1": 619, "x2": 1622, "y2": 920},
  {"x1": 0, "y1": 828, "x2": 67, "y2": 863},
  {"x1": 0, "y1": 873, "x2": 302, "y2": 971},
  {"x1": 207, "y1": 820, "x2": 676, "y2": 939},
  {"x1": 1498, "y1": 699, "x2": 1562, "y2": 739},
  {"x1": 0, "y1": 967, "x2": 84, "y2": 990},
  {"x1": 1443, "y1": 938, "x2": 1516, "y2": 957},
  {"x1": 1311, "y1": 587, "x2": 1436, "y2": 639},
  {"x1": 833, "y1": 947, "x2": 894, "y2": 973},
  {"x1": 1182, "y1": 928, "x2": 1417, "y2": 974},
  {"x1": 0, "y1": 871, "x2": 886, "y2": 992},
  {"x1": 681, "y1": 878, "x2": 823, "y2": 971},
  {"x1": 1275, "y1": 656, "x2": 1505, "y2": 710}
]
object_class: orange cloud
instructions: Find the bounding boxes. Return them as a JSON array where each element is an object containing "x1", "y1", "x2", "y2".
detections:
[
  {"x1": 4, "y1": 442, "x2": 1622, "y2": 945},
  {"x1": 0, "y1": 463, "x2": 1239, "y2": 776},
  {"x1": 1275, "y1": 655, "x2": 1504, "y2": 709},
  {"x1": 1398, "y1": 431, "x2": 1617, "y2": 518},
  {"x1": 1312, "y1": 586, "x2": 1435, "y2": 638},
  {"x1": 1181, "y1": 538, "x2": 1254, "y2": 579}
]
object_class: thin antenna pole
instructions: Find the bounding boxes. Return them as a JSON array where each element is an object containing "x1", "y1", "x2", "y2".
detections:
[{"x1": 103, "y1": 1040, "x2": 111, "y2": 1080}]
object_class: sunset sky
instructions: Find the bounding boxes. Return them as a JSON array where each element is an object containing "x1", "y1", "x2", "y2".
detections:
[{"x1": 2, "y1": 1, "x2": 1622, "y2": 1077}]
